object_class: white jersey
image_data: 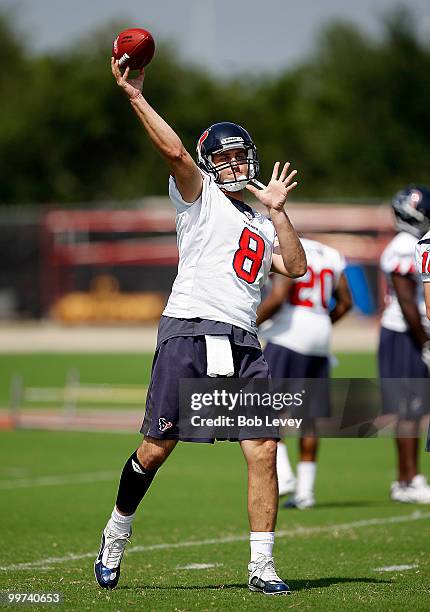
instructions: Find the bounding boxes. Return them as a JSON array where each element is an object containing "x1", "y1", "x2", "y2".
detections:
[
  {"x1": 380, "y1": 231, "x2": 428, "y2": 332},
  {"x1": 260, "y1": 239, "x2": 345, "y2": 356},
  {"x1": 163, "y1": 173, "x2": 276, "y2": 333},
  {"x1": 416, "y1": 229, "x2": 430, "y2": 284}
]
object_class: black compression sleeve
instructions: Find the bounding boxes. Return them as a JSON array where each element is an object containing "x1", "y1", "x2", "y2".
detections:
[{"x1": 115, "y1": 451, "x2": 158, "y2": 514}]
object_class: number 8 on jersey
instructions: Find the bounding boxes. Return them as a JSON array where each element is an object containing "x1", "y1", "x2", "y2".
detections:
[{"x1": 233, "y1": 228, "x2": 265, "y2": 284}]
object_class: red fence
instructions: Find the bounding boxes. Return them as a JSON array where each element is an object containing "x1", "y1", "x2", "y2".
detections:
[{"x1": 40, "y1": 204, "x2": 396, "y2": 319}]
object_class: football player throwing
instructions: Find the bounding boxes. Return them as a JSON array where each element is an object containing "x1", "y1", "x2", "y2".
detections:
[{"x1": 94, "y1": 59, "x2": 306, "y2": 596}]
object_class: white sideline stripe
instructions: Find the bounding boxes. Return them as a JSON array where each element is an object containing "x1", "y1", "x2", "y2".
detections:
[
  {"x1": 1, "y1": 510, "x2": 429, "y2": 572},
  {"x1": 176, "y1": 563, "x2": 223, "y2": 570},
  {"x1": 0, "y1": 471, "x2": 119, "y2": 490},
  {"x1": 374, "y1": 564, "x2": 419, "y2": 572}
]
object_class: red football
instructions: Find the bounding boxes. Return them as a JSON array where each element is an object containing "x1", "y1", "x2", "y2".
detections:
[{"x1": 112, "y1": 28, "x2": 155, "y2": 70}]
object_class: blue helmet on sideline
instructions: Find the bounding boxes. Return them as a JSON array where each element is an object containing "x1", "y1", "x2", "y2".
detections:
[{"x1": 392, "y1": 185, "x2": 430, "y2": 238}]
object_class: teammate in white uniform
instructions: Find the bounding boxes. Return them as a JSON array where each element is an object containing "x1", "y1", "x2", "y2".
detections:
[
  {"x1": 258, "y1": 239, "x2": 352, "y2": 508},
  {"x1": 415, "y1": 222, "x2": 430, "y2": 454},
  {"x1": 94, "y1": 60, "x2": 307, "y2": 595},
  {"x1": 379, "y1": 186, "x2": 430, "y2": 503}
]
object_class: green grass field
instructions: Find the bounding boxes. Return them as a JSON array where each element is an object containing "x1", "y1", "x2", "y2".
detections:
[
  {"x1": 0, "y1": 352, "x2": 377, "y2": 408},
  {"x1": 1, "y1": 352, "x2": 429, "y2": 611}
]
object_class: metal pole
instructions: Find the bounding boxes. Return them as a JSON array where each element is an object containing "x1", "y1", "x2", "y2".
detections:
[
  {"x1": 9, "y1": 374, "x2": 23, "y2": 429},
  {"x1": 64, "y1": 368, "x2": 79, "y2": 426}
]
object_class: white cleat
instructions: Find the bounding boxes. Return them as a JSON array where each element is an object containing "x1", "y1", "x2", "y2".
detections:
[
  {"x1": 295, "y1": 495, "x2": 315, "y2": 509},
  {"x1": 282, "y1": 494, "x2": 315, "y2": 510},
  {"x1": 248, "y1": 554, "x2": 291, "y2": 595},
  {"x1": 278, "y1": 476, "x2": 296, "y2": 497},
  {"x1": 390, "y1": 475, "x2": 430, "y2": 504},
  {"x1": 94, "y1": 524, "x2": 131, "y2": 589}
]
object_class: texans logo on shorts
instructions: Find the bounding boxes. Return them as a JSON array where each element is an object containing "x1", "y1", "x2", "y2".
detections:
[{"x1": 158, "y1": 417, "x2": 173, "y2": 432}]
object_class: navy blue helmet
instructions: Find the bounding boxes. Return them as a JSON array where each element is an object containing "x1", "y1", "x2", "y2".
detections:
[
  {"x1": 196, "y1": 122, "x2": 259, "y2": 192},
  {"x1": 392, "y1": 185, "x2": 430, "y2": 238}
]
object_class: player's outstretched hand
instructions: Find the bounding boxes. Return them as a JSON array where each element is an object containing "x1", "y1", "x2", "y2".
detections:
[
  {"x1": 111, "y1": 58, "x2": 145, "y2": 100},
  {"x1": 246, "y1": 162, "x2": 297, "y2": 214}
]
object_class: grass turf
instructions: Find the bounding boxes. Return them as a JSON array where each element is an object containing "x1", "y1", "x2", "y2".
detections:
[
  {"x1": 1, "y1": 351, "x2": 429, "y2": 610},
  {"x1": 0, "y1": 351, "x2": 377, "y2": 409},
  {"x1": 0, "y1": 431, "x2": 429, "y2": 610}
]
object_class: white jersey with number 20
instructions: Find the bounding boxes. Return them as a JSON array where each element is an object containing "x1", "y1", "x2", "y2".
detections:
[
  {"x1": 261, "y1": 238, "x2": 345, "y2": 356},
  {"x1": 163, "y1": 172, "x2": 276, "y2": 333}
]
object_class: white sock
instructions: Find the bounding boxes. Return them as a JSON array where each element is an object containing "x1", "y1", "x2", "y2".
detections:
[
  {"x1": 296, "y1": 461, "x2": 316, "y2": 499},
  {"x1": 108, "y1": 506, "x2": 135, "y2": 535},
  {"x1": 250, "y1": 531, "x2": 274, "y2": 562},
  {"x1": 276, "y1": 441, "x2": 295, "y2": 484}
]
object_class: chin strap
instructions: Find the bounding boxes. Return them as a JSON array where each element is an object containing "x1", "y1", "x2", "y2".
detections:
[
  {"x1": 220, "y1": 174, "x2": 249, "y2": 193},
  {"x1": 222, "y1": 181, "x2": 248, "y2": 193},
  {"x1": 221, "y1": 177, "x2": 267, "y2": 193}
]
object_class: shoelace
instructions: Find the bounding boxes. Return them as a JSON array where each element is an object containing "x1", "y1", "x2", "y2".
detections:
[
  {"x1": 252, "y1": 555, "x2": 281, "y2": 583},
  {"x1": 104, "y1": 533, "x2": 131, "y2": 569}
]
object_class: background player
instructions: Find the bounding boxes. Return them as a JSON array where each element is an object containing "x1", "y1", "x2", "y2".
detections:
[
  {"x1": 379, "y1": 186, "x2": 430, "y2": 503},
  {"x1": 257, "y1": 238, "x2": 352, "y2": 508},
  {"x1": 94, "y1": 60, "x2": 306, "y2": 596},
  {"x1": 415, "y1": 222, "x2": 430, "y2": 453}
]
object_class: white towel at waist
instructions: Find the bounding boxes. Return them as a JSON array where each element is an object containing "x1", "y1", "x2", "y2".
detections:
[{"x1": 205, "y1": 335, "x2": 235, "y2": 377}]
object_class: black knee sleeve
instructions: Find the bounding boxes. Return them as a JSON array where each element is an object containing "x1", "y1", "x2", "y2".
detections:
[{"x1": 115, "y1": 450, "x2": 157, "y2": 514}]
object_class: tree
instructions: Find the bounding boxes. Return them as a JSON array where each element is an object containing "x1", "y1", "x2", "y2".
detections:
[{"x1": 1, "y1": 7, "x2": 429, "y2": 204}]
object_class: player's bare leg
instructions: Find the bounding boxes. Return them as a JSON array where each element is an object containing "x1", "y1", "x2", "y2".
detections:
[
  {"x1": 299, "y1": 436, "x2": 319, "y2": 462},
  {"x1": 136, "y1": 437, "x2": 177, "y2": 472},
  {"x1": 395, "y1": 419, "x2": 419, "y2": 484},
  {"x1": 240, "y1": 439, "x2": 290, "y2": 595},
  {"x1": 396, "y1": 434, "x2": 418, "y2": 483},
  {"x1": 95, "y1": 437, "x2": 177, "y2": 588},
  {"x1": 241, "y1": 439, "x2": 278, "y2": 531}
]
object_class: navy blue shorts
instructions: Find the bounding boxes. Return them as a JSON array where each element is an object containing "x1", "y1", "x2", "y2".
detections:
[
  {"x1": 141, "y1": 336, "x2": 270, "y2": 442},
  {"x1": 378, "y1": 327, "x2": 427, "y2": 378},
  {"x1": 263, "y1": 342, "x2": 330, "y2": 420},
  {"x1": 264, "y1": 342, "x2": 329, "y2": 378},
  {"x1": 378, "y1": 327, "x2": 429, "y2": 417}
]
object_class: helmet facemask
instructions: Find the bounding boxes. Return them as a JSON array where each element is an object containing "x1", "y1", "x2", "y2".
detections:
[
  {"x1": 207, "y1": 145, "x2": 259, "y2": 192},
  {"x1": 393, "y1": 210, "x2": 430, "y2": 239}
]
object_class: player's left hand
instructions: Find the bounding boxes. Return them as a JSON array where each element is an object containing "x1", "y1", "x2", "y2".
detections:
[{"x1": 246, "y1": 162, "x2": 298, "y2": 214}]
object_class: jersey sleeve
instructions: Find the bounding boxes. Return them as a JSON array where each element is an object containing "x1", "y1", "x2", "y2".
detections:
[
  {"x1": 168, "y1": 171, "x2": 210, "y2": 214},
  {"x1": 380, "y1": 236, "x2": 416, "y2": 276},
  {"x1": 332, "y1": 250, "x2": 346, "y2": 287},
  {"x1": 416, "y1": 240, "x2": 430, "y2": 282}
]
